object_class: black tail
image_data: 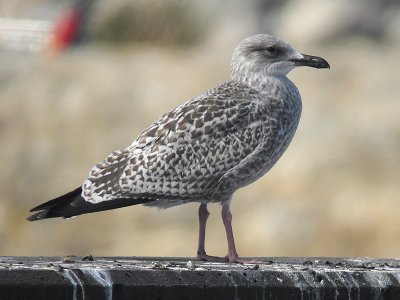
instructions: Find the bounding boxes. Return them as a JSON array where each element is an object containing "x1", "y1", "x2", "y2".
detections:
[{"x1": 27, "y1": 187, "x2": 153, "y2": 221}]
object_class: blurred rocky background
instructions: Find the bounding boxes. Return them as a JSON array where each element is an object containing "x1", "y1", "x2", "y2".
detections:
[{"x1": 1, "y1": 0, "x2": 400, "y2": 258}]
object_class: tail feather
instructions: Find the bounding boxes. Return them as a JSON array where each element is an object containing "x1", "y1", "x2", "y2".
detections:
[{"x1": 27, "y1": 187, "x2": 154, "y2": 221}]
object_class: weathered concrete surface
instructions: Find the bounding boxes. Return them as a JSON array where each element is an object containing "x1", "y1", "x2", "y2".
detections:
[{"x1": 1, "y1": 256, "x2": 400, "y2": 300}]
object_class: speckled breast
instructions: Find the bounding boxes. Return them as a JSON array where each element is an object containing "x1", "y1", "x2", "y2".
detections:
[{"x1": 211, "y1": 78, "x2": 302, "y2": 201}]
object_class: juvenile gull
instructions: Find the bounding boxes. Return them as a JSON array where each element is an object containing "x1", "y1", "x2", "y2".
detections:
[{"x1": 28, "y1": 34, "x2": 329, "y2": 263}]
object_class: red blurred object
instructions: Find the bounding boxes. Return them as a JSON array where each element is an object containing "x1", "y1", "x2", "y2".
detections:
[{"x1": 50, "y1": 8, "x2": 81, "y2": 51}]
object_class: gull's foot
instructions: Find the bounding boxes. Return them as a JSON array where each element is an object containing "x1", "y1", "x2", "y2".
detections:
[
  {"x1": 197, "y1": 252, "x2": 264, "y2": 264},
  {"x1": 197, "y1": 253, "x2": 228, "y2": 263},
  {"x1": 226, "y1": 254, "x2": 265, "y2": 264}
]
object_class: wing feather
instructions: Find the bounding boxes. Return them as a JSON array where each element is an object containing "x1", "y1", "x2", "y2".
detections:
[{"x1": 83, "y1": 81, "x2": 268, "y2": 203}]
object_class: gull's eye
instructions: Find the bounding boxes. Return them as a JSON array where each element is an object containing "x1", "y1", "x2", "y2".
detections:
[{"x1": 266, "y1": 46, "x2": 277, "y2": 54}]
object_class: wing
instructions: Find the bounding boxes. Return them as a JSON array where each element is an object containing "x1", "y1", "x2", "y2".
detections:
[{"x1": 82, "y1": 81, "x2": 268, "y2": 204}]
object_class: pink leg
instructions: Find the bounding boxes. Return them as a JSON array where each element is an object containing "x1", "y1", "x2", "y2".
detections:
[
  {"x1": 196, "y1": 204, "x2": 227, "y2": 262},
  {"x1": 197, "y1": 203, "x2": 209, "y2": 256},
  {"x1": 221, "y1": 203, "x2": 240, "y2": 262},
  {"x1": 222, "y1": 203, "x2": 262, "y2": 264}
]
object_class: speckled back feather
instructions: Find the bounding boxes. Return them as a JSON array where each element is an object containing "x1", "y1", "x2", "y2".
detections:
[{"x1": 82, "y1": 77, "x2": 301, "y2": 208}]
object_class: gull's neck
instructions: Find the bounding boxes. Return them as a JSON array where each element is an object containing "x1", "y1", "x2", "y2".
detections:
[
  {"x1": 231, "y1": 66, "x2": 292, "y2": 92},
  {"x1": 231, "y1": 59, "x2": 300, "y2": 102},
  {"x1": 231, "y1": 57, "x2": 293, "y2": 91}
]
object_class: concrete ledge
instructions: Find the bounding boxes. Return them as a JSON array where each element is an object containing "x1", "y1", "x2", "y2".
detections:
[{"x1": 1, "y1": 256, "x2": 400, "y2": 299}]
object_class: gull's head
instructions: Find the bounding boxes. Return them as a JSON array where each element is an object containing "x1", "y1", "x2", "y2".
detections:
[{"x1": 231, "y1": 34, "x2": 329, "y2": 82}]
